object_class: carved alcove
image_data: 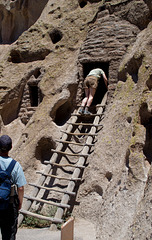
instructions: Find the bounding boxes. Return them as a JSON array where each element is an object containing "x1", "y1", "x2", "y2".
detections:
[{"x1": 18, "y1": 68, "x2": 44, "y2": 125}]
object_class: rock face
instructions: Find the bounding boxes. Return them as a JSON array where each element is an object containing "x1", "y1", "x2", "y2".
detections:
[
  {"x1": 0, "y1": 0, "x2": 49, "y2": 43},
  {"x1": 0, "y1": 0, "x2": 152, "y2": 239}
]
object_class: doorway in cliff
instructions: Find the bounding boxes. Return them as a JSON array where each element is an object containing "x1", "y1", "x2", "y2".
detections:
[
  {"x1": 82, "y1": 62, "x2": 109, "y2": 105},
  {"x1": 29, "y1": 85, "x2": 39, "y2": 107},
  {"x1": 29, "y1": 84, "x2": 43, "y2": 107}
]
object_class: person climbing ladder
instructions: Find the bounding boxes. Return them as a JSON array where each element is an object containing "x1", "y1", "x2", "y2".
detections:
[{"x1": 78, "y1": 68, "x2": 108, "y2": 115}]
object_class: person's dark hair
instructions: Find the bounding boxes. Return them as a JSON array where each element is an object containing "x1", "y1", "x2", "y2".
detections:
[{"x1": 0, "y1": 135, "x2": 12, "y2": 153}]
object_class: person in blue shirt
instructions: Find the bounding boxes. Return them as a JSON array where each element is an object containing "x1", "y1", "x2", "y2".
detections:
[
  {"x1": 78, "y1": 68, "x2": 108, "y2": 115},
  {"x1": 0, "y1": 135, "x2": 27, "y2": 240}
]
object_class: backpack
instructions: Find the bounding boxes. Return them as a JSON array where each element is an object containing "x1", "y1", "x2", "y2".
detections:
[{"x1": 0, "y1": 159, "x2": 16, "y2": 210}]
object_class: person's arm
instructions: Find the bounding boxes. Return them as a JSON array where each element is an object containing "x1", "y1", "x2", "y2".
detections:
[
  {"x1": 17, "y1": 186, "x2": 24, "y2": 210},
  {"x1": 103, "y1": 73, "x2": 108, "y2": 89}
]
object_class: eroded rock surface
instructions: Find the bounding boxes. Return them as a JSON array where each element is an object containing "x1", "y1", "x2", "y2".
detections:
[{"x1": 0, "y1": 0, "x2": 152, "y2": 239}]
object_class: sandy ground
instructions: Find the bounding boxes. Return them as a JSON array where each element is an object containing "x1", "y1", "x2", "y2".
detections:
[{"x1": 0, "y1": 218, "x2": 97, "y2": 240}]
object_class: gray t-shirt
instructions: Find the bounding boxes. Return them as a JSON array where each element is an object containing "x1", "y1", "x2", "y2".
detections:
[
  {"x1": 87, "y1": 68, "x2": 105, "y2": 80},
  {"x1": 0, "y1": 156, "x2": 27, "y2": 188}
]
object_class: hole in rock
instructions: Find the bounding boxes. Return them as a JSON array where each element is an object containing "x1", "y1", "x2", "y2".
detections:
[
  {"x1": 127, "y1": 55, "x2": 143, "y2": 83},
  {"x1": 54, "y1": 101, "x2": 73, "y2": 126},
  {"x1": 93, "y1": 185, "x2": 103, "y2": 196},
  {"x1": 139, "y1": 103, "x2": 152, "y2": 163},
  {"x1": 82, "y1": 61, "x2": 109, "y2": 105},
  {"x1": 28, "y1": 84, "x2": 43, "y2": 107},
  {"x1": 139, "y1": 102, "x2": 152, "y2": 126},
  {"x1": 49, "y1": 29, "x2": 63, "y2": 44},
  {"x1": 35, "y1": 137, "x2": 56, "y2": 164},
  {"x1": 105, "y1": 171, "x2": 112, "y2": 181},
  {"x1": 33, "y1": 68, "x2": 41, "y2": 79},
  {"x1": 79, "y1": 0, "x2": 87, "y2": 8},
  {"x1": 9, "y1": 50, "x2": 21, "y2": 63},
  {"x1": 9, "y1": 49, "x2": 51, "y2": 63},
  {"x1": 127, "y1": 116, "x2": 132, "y2": 123},
  {"x1": 146, "y1": 75, "x2": 152, "y2": 90},
  {"x1": 125, "y1": 149, "x2": 130, "y2": 168},
  {"x1": 29, "y1": 86, "x2": 38, "y2": 107},
  {"x1": 143, "y1": 123, "x2": 152, "y2": 164},
  {"x1": 131, "y1": 73, "x2": 138, "y2": 83},
  {"x1": 118, "y1": 55, "x2": 143, "y2": 82}
]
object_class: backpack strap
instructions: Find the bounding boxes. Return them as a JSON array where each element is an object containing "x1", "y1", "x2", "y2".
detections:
[{"x1": 5, "y1": 159, "x2": 16, "y2": 177}]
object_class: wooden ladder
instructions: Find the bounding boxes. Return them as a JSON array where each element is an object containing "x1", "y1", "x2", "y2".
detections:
[{"x1": 19, "y1": 92, "x2": 108, "y2": 226}]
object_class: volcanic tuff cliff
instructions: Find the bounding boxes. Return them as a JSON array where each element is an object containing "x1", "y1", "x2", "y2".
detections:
[{"x1": 0, "y1": 0, "x2": 152, "y2": 239}]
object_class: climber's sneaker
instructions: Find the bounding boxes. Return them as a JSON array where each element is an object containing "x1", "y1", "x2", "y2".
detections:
[
  {"x1": 78, "y1": 108, "x2": 84, "y2": 114},
  {"x1": 84, "y1": 109, "x2": 92, "y2": 115}
]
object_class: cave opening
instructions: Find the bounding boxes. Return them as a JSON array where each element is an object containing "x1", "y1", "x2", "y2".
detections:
[
  {"x1": 9, "y1": 50, "x2": 21, "y2": 63},
  {"x1": 33, "y1": 68, "x2": 41, "y2": 79},
  {"x1": 49, "y1": 29, "x2": 63, "y2": 44},
  {"x1": 79, "y1": 0, "x2": 87, "y2": 8},
  {"x1": 139, "y1": 102, "x2": 152, "y2": 164},
  {"x1": 35, "y1": 137, "x2": 56, "y2": 164},
  {"x1": 82, "y1": 61, "x2": 109, "y2": 105},
  {"x1": 54, "y1": 101, "x2": 73, "y2": 126},
  {"x1": 29, "y1": 85, "x2": 38, "y2": 107},
  {"x1": 105, "y1": 171, "x2": 113, "y2": 182},
  {"x1": 143, "y1": 122, "x2": 152, "y2": 164},
  {"x1": 28, "y1": 84, "x2": 43, "y2": 107}
]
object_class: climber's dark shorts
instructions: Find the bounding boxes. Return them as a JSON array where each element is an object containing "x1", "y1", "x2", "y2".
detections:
[{"x1": 83, "y1": 76, "x2": 98, "y2": 89}]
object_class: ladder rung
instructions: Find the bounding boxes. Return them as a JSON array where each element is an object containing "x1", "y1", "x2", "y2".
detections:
[
  {"x1": 19, "y1": 209, "x2": 63, "y2": 223},
  {"x1": 96, "y1": 104, "x2": 105, "y2": 107},
  {"x1": 36, "y1": 171, "x2": 82, "y2": 181},
  {"x1": 28, "y1": 183, "x2": 76, "y2": 196},
  {"x1": 61, "y1": 130, "x2": 97, "y2": 136},
  {"x1": 56, "y1": 139, "x2": 94, "y2": 146},
  {"x1": 71, "y1": 113, "x2": 103, "y2": 117},
  {"x1": 44, "y1": 161, "x2": 85, "y2": 169},
  {"x1": 67, "y1": 122, "x2": 103, "y2": 127},
  {"x1": 24, "y1": 195, "x2": 70, "y2": 208},
  {"x1": 51, "y1": 149, "x2": 88, "y2": 157}
]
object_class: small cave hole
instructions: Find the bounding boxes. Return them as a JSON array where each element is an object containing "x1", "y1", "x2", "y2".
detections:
[
  {"x1": 139, "y1": 102, "x2": 151, "y2": 126},
  {"x1": 8, "y1": 50, "x2": 21, "y2": 63},
  {"x1": 131, "y1": 73, "x2": 138, "y2": 84},
  {"x1": 125, "y1": 149, "x2": 130, "y2": 168},
  {"x1": 54, "y1": 101, "x2": 73, "y2": 126},
  {"x1": 105, "y1": 171, "x2": 112, "y2": 181},
  {"x1": 49, "y1": 29, "x2": 63, "y2": 44},
  {"x1": 127, "y1": 116, "x2": 132, "y2": 123},
  {"x1": 35, "y1": 137, "x2": 56, "y2": 164},
  {"x1": 139, "y1": 103, "x2": 152, "y2": 163},
  {"x1": 93, "y1": 185, "x2": 103, "y2": 196},
  {"x1": 127, "y1": 55, "x2": 143, "y2": 83},
  {"x1": 33, "y1": 68, "x2": 41, "y2": 79},
  {"x1": 143, "y1": 123, "x2": 152, "y2": 164},
  {"x1": 79, "y1": 0, "x2": 87, "y2": 8},
  {"x1": 146, "y1": 75, "x2": 152, "y2": 90},
  {"x1": 118, "y1": 180, "x2": 121, "y2": 185}
]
